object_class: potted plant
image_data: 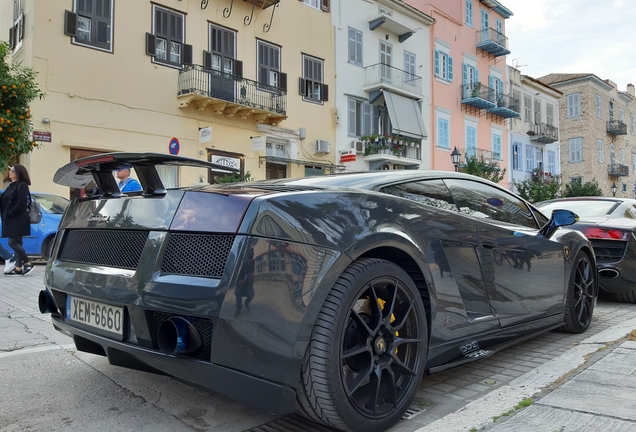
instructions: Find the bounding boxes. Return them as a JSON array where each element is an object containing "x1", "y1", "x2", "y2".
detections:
[{"x1": 471, "y1": 82, "x2": 481, "y2": 97}]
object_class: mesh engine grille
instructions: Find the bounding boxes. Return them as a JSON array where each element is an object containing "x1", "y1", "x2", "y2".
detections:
[
  {"x1": 150, "y1": 312, "x2": 213, "y2": 362},
  {"x1": 59, "y1": 230, "x2": 149, "y2": 269},
  {"x1": 591, "y1": 239, "x2": 628, "y2": 264},
  {"x1": 161, "y1": 233, "x2": 235, "y2": 278}
]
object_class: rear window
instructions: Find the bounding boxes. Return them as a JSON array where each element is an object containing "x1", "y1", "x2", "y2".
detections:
[{"x1": 538, "y1": 200, "x2": 617, "y2": 218}]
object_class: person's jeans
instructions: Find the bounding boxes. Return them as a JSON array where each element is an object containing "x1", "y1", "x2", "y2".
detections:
[
  {"x1": 7, "y1": 237, "x2": 28, "y2": 267},
  {"x1": 0, "y1": 243, "x2": 12, "y2": 261}
]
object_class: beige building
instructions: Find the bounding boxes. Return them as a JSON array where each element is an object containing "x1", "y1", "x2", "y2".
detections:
[
  {"x1": 538, "y1": 73, "x2": 636, "y2": 198},
  {"x1": 1, "y1": 0, "x2": 336, "y2": 198}
]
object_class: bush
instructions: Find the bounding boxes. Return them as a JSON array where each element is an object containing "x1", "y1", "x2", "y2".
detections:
[
  {"x1": 0, "y1": 41, "x2": 45, "y2": 171},
  {"x1": 462, "y1": 155, "x2": 507, "y2": 184},
  {"x1": 215, "y1": 171, "x2": 252, "y2": 184},
  {"x1": 563, "y1": 178, "x2": 603, "y2": 197}
]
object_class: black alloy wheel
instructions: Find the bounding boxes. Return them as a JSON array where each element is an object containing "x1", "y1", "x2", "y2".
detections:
[
  {"x1": 560, "y1": 251, "x2": 596, "y2": 333},
  {"x1": 297, "y1": 258, "x2": 427, "y2": 432}
]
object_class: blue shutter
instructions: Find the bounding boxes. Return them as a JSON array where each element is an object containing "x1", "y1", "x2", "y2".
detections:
[
  {"x1": 462, "y1": 63, "x2": 467, "y2": 85},
  {"x1": 498, "y1": 78, "x2": 504, "y2": 95},
  {"x1": 448, "y1": 56, "x2": 453, "y2": 82},
  {"x1": 434, "y1": 50, "x2": 440, "y2": 77},
  {"x1": 488, "y1": 75, "x2": 493, "y2": 90},
  {"x1": 475, "y1": 67, "x2": 479, "y2": 84}
]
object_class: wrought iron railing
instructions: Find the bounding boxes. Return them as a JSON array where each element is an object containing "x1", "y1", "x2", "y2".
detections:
[
  {"x1": 178, "y1": 64, "x2": 286, "y2": 115},
  {"x1": 364, "y1": 63, "x2": 422, "y2": 95},
  {"x1": 461, "y1": 83, "x2": 495, "y2": 102},
  {"x1": 528, "y1": 123, "x2": 558, "y2": 143},
  {"x1": 607, "y1": 119, "x2": 627, "y2": 135},
  {"x1": 476, "y1": 28, "x2": 510, "y2": 56},
  {"x1": 362, "y1": 136, "x2": 421, "y2": 160},
  {"x1": 460, "y1": 147, "x2": 501, "y2": 162},
  {"x1": 608, "y1": 163, "x2": 629, "y2": 177},
  {"x1": 491, "y1": 93, "x2": 520, "y2": 113}
]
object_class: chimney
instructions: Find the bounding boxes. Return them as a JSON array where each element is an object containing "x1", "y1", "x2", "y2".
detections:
[{"x1": 628, "y1": 84, "x2": 635, "y2": 97}]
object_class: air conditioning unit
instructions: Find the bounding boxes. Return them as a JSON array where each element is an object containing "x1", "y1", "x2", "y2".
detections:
[
  {"x1": 350, "y1": 140, "x2": 364, "y2": 154},
  {"x1": 315, "y1": 139, "x2": 331, "y2": 154}
]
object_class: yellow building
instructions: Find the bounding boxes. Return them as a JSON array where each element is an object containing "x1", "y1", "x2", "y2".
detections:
[{"x1": 2, "y1": 0, "x2": 336, "y2": 197}]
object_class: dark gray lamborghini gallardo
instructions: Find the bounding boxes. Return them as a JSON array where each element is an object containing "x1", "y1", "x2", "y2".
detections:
[{"x1": 40, "y1": 153, "x2": 597, "y2": 432}]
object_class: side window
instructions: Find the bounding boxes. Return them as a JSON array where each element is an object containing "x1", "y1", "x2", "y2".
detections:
[
  {"x1": 64, "y1": 0, "x2": 113, "y2": 52},
  {"x1": 146, "y1": 5, "x2": 191, "y2": 67},
  {"x1": 380, "y1": 179, "x2": 459, "y2": 213},
  {"x1": 444, "y1": 179, "x2": 537, "y2": 228}
]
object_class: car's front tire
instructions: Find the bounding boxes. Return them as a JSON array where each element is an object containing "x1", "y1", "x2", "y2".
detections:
[
  {"x1": 297, "y1": 258, "x2": 427, "y2": 432},
  {"x1": 559, "y1": 251, "x2": 596, "y2": 333}
]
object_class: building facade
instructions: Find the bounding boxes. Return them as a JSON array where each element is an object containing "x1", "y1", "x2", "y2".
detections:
[
  {"x1": 2, "y1": 0, "x2": 336, "y2": 197},
  {"x1": 508, "y1": 66, "x2": 562, "y2": 192},
  {"x1": 404, "y1": 0, "x2": 519, "y2": 185},
  {"x1": 538, "y1": 73, "x2": 636, "y2": 198},
  {"x1": 332, "y1": 0, "x2": 434, "y2": 171}
]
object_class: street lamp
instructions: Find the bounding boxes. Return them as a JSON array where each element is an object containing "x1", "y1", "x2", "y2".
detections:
[
  {"x1": 450, "y1": 146, "x2": 461, "y2": 172},
  {"x1": 611, "y1": 182, "x2": 617, "y2": 197}
]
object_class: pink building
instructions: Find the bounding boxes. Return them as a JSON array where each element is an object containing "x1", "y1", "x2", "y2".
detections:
[{"x1": 403, "y1": 0, "x2": 518, "y2": 186}]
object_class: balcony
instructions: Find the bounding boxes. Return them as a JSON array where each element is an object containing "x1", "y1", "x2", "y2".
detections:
[
  {"x1": 607, "y1": 119, "x2": 628, "y2": 136},
  {"x1": 528, "y1": 123, "x2": 558, "y2": 143},
  {"x1": 461, "y1": 83, "x2": 496, "y2": 110},
  {"x1": 177, "y1": 64, "x2": 287, "y2": 125},
  {"x1": 459, "y1": 147, "x2": 502, "y2": 165},
  {"x1": 363, "y1": 63, "x2": 422, "y2": 98},
  {"x1": 608, "y1": 163, "x2": 629, "y2": 177},
  {"x1": 476, "y1": 28, "x2": 511, "y2": 57},
  {"x1": 486, "y1": 93, "x2": 520, "y2": 119},
  {"x1": 361, "y1": 135, "x2": 421, "y2": 166}
]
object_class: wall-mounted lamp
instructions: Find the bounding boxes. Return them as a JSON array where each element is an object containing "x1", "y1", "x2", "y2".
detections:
[
  {"x1": 41, "y1": 118, "x2": 50, "y2": 124},
  {"x1": 611, "y1": 182, "x2": 617, "y2": 197}
]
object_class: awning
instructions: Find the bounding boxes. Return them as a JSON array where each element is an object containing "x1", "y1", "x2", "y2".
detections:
[{"x1": 383, "y1": 90, "x2": 428, "y2": 140}]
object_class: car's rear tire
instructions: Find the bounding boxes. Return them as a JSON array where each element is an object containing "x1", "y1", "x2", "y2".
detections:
[
  {"x1": 42, "y1": 236, "x2": 54, "y2": 261},
  {"x1": 296, "y1": 258, "x2": 427, "y2": 432},
  {"x1": 614, "y1": 290, "x2": 636, "y2": 303},
  {"x1": 559, "y1": 251, "x2": 596, "y2": 333}
]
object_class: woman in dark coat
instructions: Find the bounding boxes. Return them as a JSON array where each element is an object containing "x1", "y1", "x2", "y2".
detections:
[{"x1": 0, "y1": 164, "x2": 34, "y2": 276}]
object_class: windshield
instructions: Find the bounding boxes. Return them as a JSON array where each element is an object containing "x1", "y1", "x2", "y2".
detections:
[
  {"x1": 537, "y1": 200, "x2": 617, "y2": 218},
  {"x1": 33, "y1": 194, "x2": 70, "y2": 214}
]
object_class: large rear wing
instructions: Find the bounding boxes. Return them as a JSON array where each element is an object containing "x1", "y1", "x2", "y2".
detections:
[{"x1": 53, "y1": 152, "x2": 238, "y2": 197}]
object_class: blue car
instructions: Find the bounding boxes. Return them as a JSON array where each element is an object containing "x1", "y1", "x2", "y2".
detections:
[{"x1": 0, "y1": 192, "x2": 69, "y2": 259}]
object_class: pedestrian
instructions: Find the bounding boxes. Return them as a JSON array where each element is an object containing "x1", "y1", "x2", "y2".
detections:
[
  {"x1": 115, "y1": 167, "x2": 142, "y2": 193},
  {"x1": 1, "y1": 243, "x2": 16, "y2": 274},
  {"x1": 0, "y1": 164, "x2": 35, "y2": 276}
]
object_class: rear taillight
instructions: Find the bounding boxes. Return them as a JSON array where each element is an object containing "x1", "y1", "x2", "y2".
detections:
[{"x1": 580, "y1": 227, "x2": 629, "y2": 240}]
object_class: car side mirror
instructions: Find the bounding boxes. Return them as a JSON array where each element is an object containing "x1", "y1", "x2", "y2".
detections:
[{"x1": 538, "y1": 209, "x2": 579, "y2": 239}]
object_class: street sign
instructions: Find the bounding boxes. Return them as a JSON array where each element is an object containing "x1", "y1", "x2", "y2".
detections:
[
  {"x1": 169, "y1": 137, "x2": 180, "y2": 155},
  {"x1": 33, "y1": 130, "x2": 52, "y2": 142},
  {"x1": 340, "y1": 149, "x2": 356, "y2": 163}
]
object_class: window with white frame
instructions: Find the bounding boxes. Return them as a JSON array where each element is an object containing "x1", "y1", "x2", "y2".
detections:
[
  {"x1": 547, "y1": 151, "x2": 555, "y2": 174},
  {"x1": 9, "y1": 0, "x2": 24, "y2": 51},
  {"x1": 258, "y1": 40, "x2": 282, "y2": 88},
  {"x1": 64, "y1": 0, "x2": 114, "y2": 52},
  {"x1": 569, "y1": 137, "x2": 583, "y2": 162},
  {"x1": 535, "y1": 147, "x2": 543, "y2": 170},
  {"x1": 147, "y1": 5, "x2": 187, "y2": 67},
  {"x1": 621, "y1": 147, "x2": 626, "y2": 165},
  {"x1": 436, "y1": 111, "x2": 451, "y2": 148},
  {"x1": 348, "y1": 98, "x2": 378, "y2": 137},
  {"x1": 598, "y1": 139, "x2": 603, "y2": 163},
  {"x1": 466, "y1": 0, "x2": 473, "y2": 27},
  {"x1": 567, "y1": 93, "x2": 581, "y2": 118},
  {"x1": 465, "y1": 124, "x2": 477, "y2": 158},
  {"x1": 546, "y1": 104, "x2": 554, "y2": 126},
  {"x1": 525, "y1": 145, "x2": 534, "y2": 172},
  {"x1": 596, "y1": 94, "x2": 602, "y2": 118},
  {"x1": 301, "y1": 54, "x2": 326, "y2": 103},
  {"x1": 434, "y1": 46, "x2": 453, "y2": 82},
  {"x1": 620, "y1": 108, "x2": 625, "y2": 123},
  {"x1": 348, "y1": 27, "x2": 363, "y2": 67},
  {"x1": 512, "y1": 142, "x2": 522, "y2": 170},
  {"x1": 492, "y1": 132, "x2": 502, "y2": 160},
  {"x1": 610, "y1": 143, "x2": 615, "y2": 166},
  {"x1": 524, "y1": 95, "x2": 532, "y2": 122},
  {"x1": 632, "y1": 114, "x2": 635, "y2": 134}
]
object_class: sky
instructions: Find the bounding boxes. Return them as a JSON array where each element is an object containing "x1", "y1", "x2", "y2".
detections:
[{"x1": 502, "y1": 0, "x2": 636, "y2": 91}]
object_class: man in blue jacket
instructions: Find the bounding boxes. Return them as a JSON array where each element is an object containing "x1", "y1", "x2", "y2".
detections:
[{"x1": 115, "y1": 167, "x2": 142, "y2": 193}]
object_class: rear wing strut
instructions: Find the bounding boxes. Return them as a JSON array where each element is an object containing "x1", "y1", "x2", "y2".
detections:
[{"x1": 53, "y1": 152, "x2": 238, "y2": 198}]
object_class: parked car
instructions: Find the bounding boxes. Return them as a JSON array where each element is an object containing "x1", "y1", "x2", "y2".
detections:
[
  {"x1": 0, "y1": 191, "x2": 69, "y2": 260},
  {"x1": 39, "y1": 153, "x2": 597, "y2": 432},
  {"x1": 536, "y1": 196, "x2": 636, "y2": 303}
]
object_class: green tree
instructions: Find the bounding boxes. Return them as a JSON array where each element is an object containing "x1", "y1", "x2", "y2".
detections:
[
  {"x1": 215, "y1": 171, "x2": 253, "y2": 184},
  {"x1": 0, "y1": 41, "x2": 45, "y2": 171},
  {"x1": 514, "y1": 176, "x2": 561, "y2": 203},
  {"x1": 563, "y1": 178, "x2": 603, "y2": 197},
  {"x1": 462, "y1": 155, "x2": 507, "y2": 184}
]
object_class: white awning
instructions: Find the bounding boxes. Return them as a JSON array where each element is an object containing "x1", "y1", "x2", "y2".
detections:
[{"x1": 383, "y1": 90, "x2": 428, "y2": 140}]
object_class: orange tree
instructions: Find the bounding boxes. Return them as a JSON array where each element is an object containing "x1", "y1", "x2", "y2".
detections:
[{"x1": 0, "y1": 41, "x2": 45, "y2": 171}]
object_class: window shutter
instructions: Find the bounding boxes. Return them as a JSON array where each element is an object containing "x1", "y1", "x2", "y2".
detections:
[
  {"x1": 321, "y1": 84, "x2": 329, "y2": 101},
  {"x1": 448, "y1": 56, "x2": 453, "y2": 81},
  {"x1": 498, "y1": 78, "x2": 503, "y2": 95},
  {"x1": 434, "y1": 50, "x2": 439, "y2": 77},
  {"x1": 348, "y1": 99, "x2": 356, "y2": 135},
  {"x1": 8, "y1": 25, "x2": 15, "y2": 49},
  {"x1": 64, "y1": 10, "x2": 78, "y2": 37},
  {"x1": 182, "y1": 44, "x2": 193, "y2": 65},
  {"x1": 146, "y1": 32, "x2": 156, "y2": 56},
  {"x1": 488, "y1": 75, "x2": 494, "y2": 90},
  {"x1": 203, "y1": 50, "x2": 212, "y2": 69},
  {"x1": 234, "y1": 60, "x2": 243, "y2": 78},
  {"x1": 475, "y1": 68, "x2": 479, "y2": 84},
  {"x1": 280, "y1": 72, "x2": 287, "y2": 91},
  {"x1": 462, "y1": 63, "x2": 467, "y2": 85},
  {"x1": 19, "y1": 14, "x2": 24, "y2": 41},
  {"x1": 321, "y1": 0, "x2": 330, "y2": 12},
  {"x1": 298, "y1": 77, "x2": 306, "y2": 96}
]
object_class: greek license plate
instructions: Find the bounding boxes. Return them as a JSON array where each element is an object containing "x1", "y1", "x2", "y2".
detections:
[{"x1": 67, "y1": 296, "x2": 123, "y2": 338}]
